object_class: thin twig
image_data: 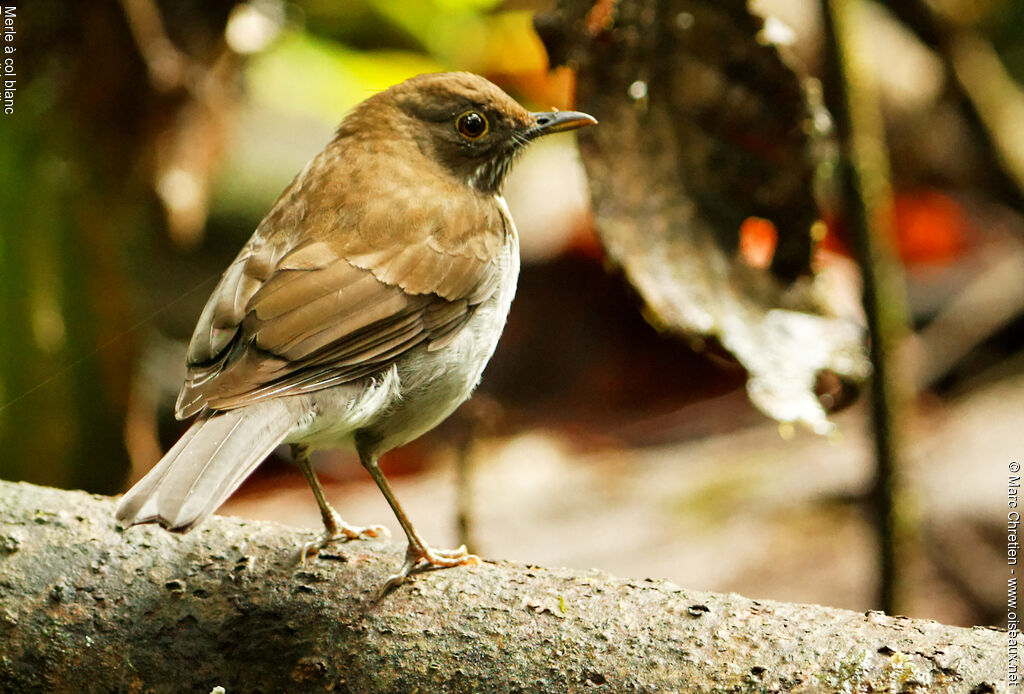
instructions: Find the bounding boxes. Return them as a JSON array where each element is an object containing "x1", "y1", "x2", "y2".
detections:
[{"x1": 819, "y1": 0, "x2": 914, "y2": 614}]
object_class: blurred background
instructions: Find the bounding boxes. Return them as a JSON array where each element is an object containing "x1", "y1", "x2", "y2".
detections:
[{"x1": 1, "y1": 0, "x2": 1021, "y2": 629}]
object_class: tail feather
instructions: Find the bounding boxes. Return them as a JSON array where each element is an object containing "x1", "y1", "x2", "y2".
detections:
[{"x1": 116, "y1": 401, "x2": 297, "y2": 531}]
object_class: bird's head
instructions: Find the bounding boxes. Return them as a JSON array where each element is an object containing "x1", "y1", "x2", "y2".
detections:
[{"x1": 344, "y1": 72, "x2": 597, "y2": 194}]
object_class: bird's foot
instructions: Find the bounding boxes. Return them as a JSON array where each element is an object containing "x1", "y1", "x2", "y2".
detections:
[
  {"x1": 299, "y1": 513, "x2": 389, "y2": 565},
  {"x1": 378, "y1": 542, "x2": 480, "y2": 597}
]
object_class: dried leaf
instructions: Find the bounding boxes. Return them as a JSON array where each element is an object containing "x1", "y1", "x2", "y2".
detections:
[{"x1": 537, "y1": 0, "x2": 869, "y2": 433}]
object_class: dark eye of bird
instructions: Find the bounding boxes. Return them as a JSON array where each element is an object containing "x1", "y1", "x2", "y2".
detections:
[{"x1": 456, "y1": 111, "x2": 488, "y2": 140}]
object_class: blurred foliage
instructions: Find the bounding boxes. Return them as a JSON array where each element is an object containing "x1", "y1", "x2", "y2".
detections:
[
  {"x1": 0, "y1": 78, "x2": 132, "y2": 492},
  {"x1": 247, "y1": 32, "x2": 441, "y2": 121}
]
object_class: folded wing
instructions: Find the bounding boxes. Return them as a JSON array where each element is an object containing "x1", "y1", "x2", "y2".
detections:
[{"x1": 175, "y1": 203, "x2": 510, "y2": 419}]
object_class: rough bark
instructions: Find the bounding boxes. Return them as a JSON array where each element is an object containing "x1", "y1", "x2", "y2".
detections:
[{"x1": 0, "y1": 480, "x2": 1005, "y2": 693}]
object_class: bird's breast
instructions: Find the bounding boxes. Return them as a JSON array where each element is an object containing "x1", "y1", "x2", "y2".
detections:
[
  {"x1": 373, "y1": 218, "x2": 519, "y2": 452},
  {"x1": 290, "y1": 210, "x2": 519, "y2": 456}
]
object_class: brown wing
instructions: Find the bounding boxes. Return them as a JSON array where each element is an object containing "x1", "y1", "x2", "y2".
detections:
[
  {"x1": 175, "y1": 145, "x2": 511, "y2": 419},
  {"x1": 175, "y1": 238, "x2": 505, "y2": 418}
]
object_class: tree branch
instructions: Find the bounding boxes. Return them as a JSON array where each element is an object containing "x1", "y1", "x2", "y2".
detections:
[{"x1": 0, "y1": 480, "x2": 1004, "y2": 692}]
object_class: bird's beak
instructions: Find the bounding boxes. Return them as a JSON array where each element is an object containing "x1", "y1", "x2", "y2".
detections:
[{"x1": 528, "y1": 110, "x2": 598, "y2": 138}]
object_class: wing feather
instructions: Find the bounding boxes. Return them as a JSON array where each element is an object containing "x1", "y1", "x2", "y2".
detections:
[{"x1": 173, "y1": 140, "x2": 515, "y2": 419}]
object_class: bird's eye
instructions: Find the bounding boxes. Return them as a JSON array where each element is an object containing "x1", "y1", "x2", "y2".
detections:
[{"x1": 456, "y1": 111, "x2": 488, "y2": 140}]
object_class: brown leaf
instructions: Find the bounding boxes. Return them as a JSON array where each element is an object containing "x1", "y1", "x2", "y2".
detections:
[{"x1": 536, "y1": 0, "x2": 869, "y2": 433}]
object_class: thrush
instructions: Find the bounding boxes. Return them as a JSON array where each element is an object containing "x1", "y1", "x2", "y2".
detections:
[{"x1": 116, "y1": 72, "x2": 597, "y2": 591}]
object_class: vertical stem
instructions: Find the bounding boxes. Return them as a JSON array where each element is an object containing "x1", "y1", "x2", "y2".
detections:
[
  {"x1": 819, "y1": 0, "x2": 913, "y2": 613},
  {"x1": 455, "y1": 422, "x2": 479, "y2": 555},
  {"x1": 454, "y1": 398, "x2": 500, "y2": 555}
]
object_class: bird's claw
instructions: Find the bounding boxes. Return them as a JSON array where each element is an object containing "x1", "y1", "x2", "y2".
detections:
[
  {"x1": 378, "y1": 543, "x2": 480, "y2": 597},
  {"x1": 299, "y1": 521, "x2": 390, "y2": 566}
]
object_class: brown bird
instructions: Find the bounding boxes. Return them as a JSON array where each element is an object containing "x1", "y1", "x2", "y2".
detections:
[{"x1": 116, "y1": 72, "x2": 596, "y2": 591}]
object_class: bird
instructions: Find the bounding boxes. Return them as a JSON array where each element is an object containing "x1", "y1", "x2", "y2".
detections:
[{"x1": 116, "y1": 72, "x2": 597, "y2": 592}]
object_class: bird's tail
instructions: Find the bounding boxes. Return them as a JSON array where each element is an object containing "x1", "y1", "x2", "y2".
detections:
[{"x1": 116, "y1": 400, "x2": 297, "y2": 532}]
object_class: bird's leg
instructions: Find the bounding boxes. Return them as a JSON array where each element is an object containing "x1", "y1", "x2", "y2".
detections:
[
  {"x1": 293, "y1": 444, "x2": 388, "y2": 564},
  {"x1": 358, "y1": 448, "x2": 480, "y2": 594}
]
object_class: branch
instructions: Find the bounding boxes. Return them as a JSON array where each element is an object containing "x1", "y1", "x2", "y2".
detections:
[
  {"x1": 0, "y1": 480, "x2": 1004, "y2": 692},
  {"x1": 819, "y1": 0, "x2": 915, "y2": 615}
]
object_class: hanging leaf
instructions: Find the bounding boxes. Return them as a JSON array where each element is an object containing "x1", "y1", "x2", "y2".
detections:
[{"x1": 536, "y1": 0, "x2": 869, "y2": 433}]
